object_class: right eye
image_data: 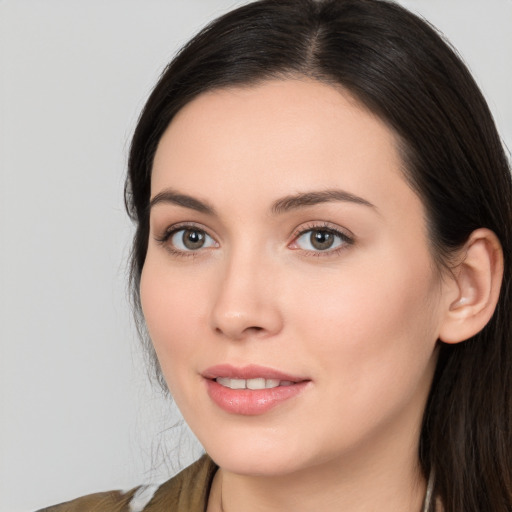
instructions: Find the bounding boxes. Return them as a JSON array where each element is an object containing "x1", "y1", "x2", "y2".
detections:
[{"x1": 168, "y1": 228, "x2": 217, "y2": 252}]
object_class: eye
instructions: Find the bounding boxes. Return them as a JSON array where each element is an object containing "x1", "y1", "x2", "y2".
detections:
[
  {"x1": 169, "y1": 228, "x2": 217, "y2": 251},
  {"x1": 291, "y1": 227, "x2": 352, "y2": 252}
]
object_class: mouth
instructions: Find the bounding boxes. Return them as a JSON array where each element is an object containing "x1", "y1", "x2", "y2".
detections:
[
  {"x1": 202, "y1": 364, "x2": 310, "y2": 415},
  {"x1": 215, "y1": 377, "x2": 294, "y2": 390}
]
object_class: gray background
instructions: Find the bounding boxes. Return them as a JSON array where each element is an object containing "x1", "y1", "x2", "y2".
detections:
[{"x1": 1, "y1": 1, "x2": 511, "y2": 511}]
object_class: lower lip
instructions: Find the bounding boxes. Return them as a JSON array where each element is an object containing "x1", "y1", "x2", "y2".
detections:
[{"x1": 205, "y1": 379, "x2": 309, "y2": 415}]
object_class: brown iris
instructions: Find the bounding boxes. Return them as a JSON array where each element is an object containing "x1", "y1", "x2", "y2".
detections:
[
  {"x1": 182, "y1": 229, "x2": 206, "y2": 250},
  {"x1": 310, "y1": 230, "x2": 335, "y2": 250}
]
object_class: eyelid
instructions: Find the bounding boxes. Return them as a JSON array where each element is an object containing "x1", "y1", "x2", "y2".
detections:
[
  {"x1": 153, "y1": 220, "x2": 353, "y2": 257},
  {"x1": 154, "y1": 221, "x2": 206, "y2": 241},
  {"x1": 154, "y1": 221, "x2": 219, "y2": 254},
  {"x1": 288, "y1": 221, "x2": 354, "y2": 254}
]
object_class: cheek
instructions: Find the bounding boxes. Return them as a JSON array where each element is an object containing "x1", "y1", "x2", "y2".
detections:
[
  {"x1": 139, "y1": 258, "x2": 209, "y2": 380},
  {"x1": 288, "y1": 252, "x2": 441, "y2": 400}
]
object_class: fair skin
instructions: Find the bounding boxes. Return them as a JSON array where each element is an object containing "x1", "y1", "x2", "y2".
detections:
[{"x1": 140, "y1": 79, "x2": 503, "y2": 512}]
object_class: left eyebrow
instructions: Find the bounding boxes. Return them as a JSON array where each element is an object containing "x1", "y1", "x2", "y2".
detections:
[{"x1": 271, "y1": 189, "x2": 375, "y2": 215}]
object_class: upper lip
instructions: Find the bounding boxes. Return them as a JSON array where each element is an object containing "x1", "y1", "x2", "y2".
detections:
[{"x1": 202, "y1": 364, "x2": 308, "y2": 382}]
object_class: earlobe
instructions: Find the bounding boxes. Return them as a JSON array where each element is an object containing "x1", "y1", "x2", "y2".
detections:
[{"x1": 439, "y1": 228, "x2": 503, "y2": 344}]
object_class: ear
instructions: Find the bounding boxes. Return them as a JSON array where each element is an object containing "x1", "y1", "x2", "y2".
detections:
[{"x1": 439, "y1": 228, "x2": 504, "y2": 344}]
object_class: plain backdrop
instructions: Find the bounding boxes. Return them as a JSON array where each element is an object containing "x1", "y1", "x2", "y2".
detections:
[{"x1": 1, "y1": 1, "x2": 510, "y2": 510}]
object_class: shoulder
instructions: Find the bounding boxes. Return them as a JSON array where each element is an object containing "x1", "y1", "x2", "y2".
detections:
[
  {"x1": 36, "y1": 455, "x2": 218, "y2": 512},
  {"x1": 34, "y1": 488, "x2": 140, "y2": 512}
]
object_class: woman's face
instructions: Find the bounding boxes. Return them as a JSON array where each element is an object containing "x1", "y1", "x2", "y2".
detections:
[{"x1": 141, "y1": 79, "x2": 451, "y2": 477}]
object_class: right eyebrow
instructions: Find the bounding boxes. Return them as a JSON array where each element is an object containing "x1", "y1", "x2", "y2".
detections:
[{"x1": 148, "y1": 188, "x2": 216, "y2": 215}]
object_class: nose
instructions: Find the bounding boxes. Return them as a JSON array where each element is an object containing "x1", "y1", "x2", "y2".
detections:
[{"x1": 210, "y1": 248, "x2": 284, "y2": 341}]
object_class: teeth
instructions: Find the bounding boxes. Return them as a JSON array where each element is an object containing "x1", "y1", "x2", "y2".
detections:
[
  {"x1": 216, "y1": 378, "x2": 287, "y2": 390},
  {"x1": 228, "y1": 378, "x2": 246, "y2": 389},
  {"x1": 247, "y1": 378, "x2": 265, "y2": 390},
  {"x1": 263, "y1": 378, "x2": 280, "y2": 388}
]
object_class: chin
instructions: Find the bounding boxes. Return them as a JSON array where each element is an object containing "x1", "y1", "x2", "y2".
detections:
[{"x1": 197, "y1": 425, "x2": 320, "y2": 477}]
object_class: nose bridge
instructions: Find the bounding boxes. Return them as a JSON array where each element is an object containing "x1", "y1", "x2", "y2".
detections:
[{"x1": 211, "y1": 239, "x2": 282, "y2": 340}]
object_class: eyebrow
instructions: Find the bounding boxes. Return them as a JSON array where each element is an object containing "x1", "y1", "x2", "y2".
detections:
[
  {"x1": 271, "y1": 189, "x2": 375, "y2": 214},
  {"x1": 149, "y1": 189, "x2": 216, "y2": 215},
  {"x1": 148, "y1": 187, "x2": 375, "y2": 216}
]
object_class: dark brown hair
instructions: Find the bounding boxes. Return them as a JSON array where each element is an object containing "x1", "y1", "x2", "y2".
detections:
[{"x1": 125, "y1": 1, "x2": 512, "y2": 510}]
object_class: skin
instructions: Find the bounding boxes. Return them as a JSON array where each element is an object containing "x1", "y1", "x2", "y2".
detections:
[{"x1": 140, "y1": 79, "x2": 459, "y2": 512}]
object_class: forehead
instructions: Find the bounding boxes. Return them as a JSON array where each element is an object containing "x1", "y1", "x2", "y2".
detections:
[{"x1": 151, "y1": 79, "x2": 414, "y2": 216}]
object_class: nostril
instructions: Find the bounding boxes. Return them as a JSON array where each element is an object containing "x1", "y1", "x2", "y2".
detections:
[
  {"x1": 211, "y1": 302, "x2": 283, "y2": 339},
  {"x1": 244, "y1": 326, "x2": 265, "y2": 335},
  {"x1": 215, "y1": 325, "x2": 264, "y2": 337}
]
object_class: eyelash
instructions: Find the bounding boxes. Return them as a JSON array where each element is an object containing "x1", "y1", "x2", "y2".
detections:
[
  {"x1": 154, "y1": 222, "x2": 354, "y2": 258},
  {"x1": 154, "y1": 222, "x2": 217, "y2": 258},
  {"x1": 290, "y1": 222, "x2": 354, "y2": 258}
]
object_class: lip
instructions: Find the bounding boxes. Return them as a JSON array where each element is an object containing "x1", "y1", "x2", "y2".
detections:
[
  {"x1": 202, "y1": 364, "x2": 306, "y2": 382},
  {"x1": 202, "y1": 364, "x2": 311, "y2": 416}
]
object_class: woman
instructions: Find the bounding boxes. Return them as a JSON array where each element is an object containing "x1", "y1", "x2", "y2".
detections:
[{"x1": 39, "y1": 0, "x2": 511, "y2": 510}]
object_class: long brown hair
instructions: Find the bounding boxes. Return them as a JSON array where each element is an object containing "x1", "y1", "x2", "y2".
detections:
[{"x1": 125, "y1": 1, "x2": 512, "y2": 509}]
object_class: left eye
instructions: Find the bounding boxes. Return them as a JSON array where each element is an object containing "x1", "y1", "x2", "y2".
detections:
[
  {"x1": 293, "y1": 229, "x2": 348, "y2": 251},
  {"x1": 170, "y1": 228, "x2": 216, "y2": 251}
]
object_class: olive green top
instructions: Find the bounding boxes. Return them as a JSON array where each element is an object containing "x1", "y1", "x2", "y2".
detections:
[{"x1": 36, "y1": 455, "x2": 217, "y2": 512}]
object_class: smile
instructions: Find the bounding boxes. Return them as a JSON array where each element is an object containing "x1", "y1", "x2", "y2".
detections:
[
  {"x1": 203, "y1": 365, "x2": 310, "y2": 415},
  {"x1": 215, "y1": 377, "x2": 294, "y2": 390}
]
